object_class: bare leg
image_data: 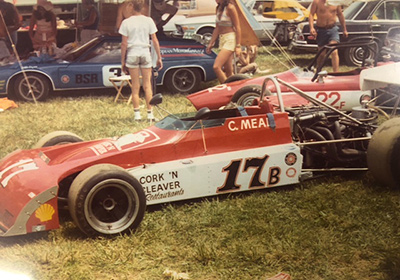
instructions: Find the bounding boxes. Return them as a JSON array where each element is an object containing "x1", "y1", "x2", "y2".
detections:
[
  {"x1": 140, "y1": 67, "x2": 153, "y2": 111},
  {"x1": 213, "y1": 49, "x2": 234, "y2": 83},
  {"x1": 223, "y1": 53, "x2": 234, "y2": 78},
  {"x1": 128, "y1": 67, "x2": 141, "y2": 109},
  {"x1": 330, "y1": 40, "x2": 340, "y2": 72}
]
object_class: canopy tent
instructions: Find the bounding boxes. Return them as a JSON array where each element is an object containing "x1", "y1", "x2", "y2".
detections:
[{"x1": 233, "y1": 0, "x2": 262, "y2": 46}]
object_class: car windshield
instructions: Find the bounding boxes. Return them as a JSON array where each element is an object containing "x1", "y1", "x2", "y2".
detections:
[
  {"x1": 79, "y1": 41, "x2": 122, "y2": 63},
  {"x1": 60, "y1": 37, "x2": 103, "y2": 62},
  {"x1": 155, "y1": 113, "x2": 226, "y2": 131},
  {"x1": 344, "y1": 1, "x2": 367, "y2": 20}
]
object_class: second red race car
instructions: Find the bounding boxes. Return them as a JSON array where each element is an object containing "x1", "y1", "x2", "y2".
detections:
[{"x1": 187, "y1": 41, "x2": 382, "y2": 111}]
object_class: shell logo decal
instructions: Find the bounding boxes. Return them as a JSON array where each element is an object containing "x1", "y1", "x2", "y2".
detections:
[{"x1": 35, "y1": 204, "x2": 55, "y2": 222}]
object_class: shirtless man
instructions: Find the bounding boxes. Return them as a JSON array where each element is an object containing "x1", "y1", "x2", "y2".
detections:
[{"x1": 309, "y1": 0, "x2": 348, "y2": 72}]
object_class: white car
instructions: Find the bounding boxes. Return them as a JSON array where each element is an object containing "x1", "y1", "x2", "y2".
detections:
[{"x1": 173, "y1": 14, "x2": 281, "y2": 43}]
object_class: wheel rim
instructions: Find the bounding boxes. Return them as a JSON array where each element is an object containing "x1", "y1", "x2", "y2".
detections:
[
  {"x1": 84, "y1": 179, "x2": 140, "y2": 234},
  {"x1": 171, "y1": 69, "x2": 196, "y2": 92},
  {"x1": 17, "y1": 75, "x2": 46, "y2": 101},
  {"x1": 349, "y1": 46, "x2": 375, "y2": 66},
  {"x1": 237, "y1": 92, "x2": 260, "y2": 106}
]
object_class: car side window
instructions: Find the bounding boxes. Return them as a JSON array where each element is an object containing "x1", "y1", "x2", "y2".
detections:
[
  {"x1": 372, "y1": 2, "x2": 384, "y2": 20},
  {"x1": 386, "y1": 1, "x2": 400, "y2": 20},
  {"x1": 81, "y1": 42, "x2": 121, "y2": 63}
]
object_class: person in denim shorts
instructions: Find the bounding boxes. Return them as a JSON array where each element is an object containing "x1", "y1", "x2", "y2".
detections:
[
  {"x1": 309, "y1": 0, "x2": 348, "y2": 72},
  {"x1": 119, "y1": 0, "x2": 163, "y2": 121}
]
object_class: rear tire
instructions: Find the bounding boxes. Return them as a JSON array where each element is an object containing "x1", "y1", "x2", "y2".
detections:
[
  {"x1": 344, "y1": 41, "x2": 378, "y2": 66},
  {"x1": 165, "y1": 68, "x2": 201, "y2": 94},
  {"x1": 223, "y1": 74, "x2": 250, "y2": 84},
  {"x1": 68, "y1": 164, "x2": 146, "y2": 236},
  {"x1": 367, "y1": 118, "x2": 400, "y2": 189},
  {"x1": 33, "y1": 131, "x2": 83, "y2": 148},
  {"x1": 231, "y1": 85, "x2": 262, "y2": 106}
]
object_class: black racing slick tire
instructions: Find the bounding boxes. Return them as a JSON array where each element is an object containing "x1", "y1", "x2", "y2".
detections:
[
  {"x1": 231, "y1": 85, "x2": 262, "y2": 107},
  {"x1": 33, "y1": 131, "x2": 83, "y2": 148},
  {"x1": 68, "y1": 164, "x2": 146, "y2": 236},
  {"x1": 165, "y1": 67, "x2": 201, "y2": 94},
  {"x1": 223, "y1": 74, "x2": 250, "y2": 84},
  {"x1": 13, "y1": 73, "x2": 51, "y2": 102},
  {"x1": 367, "y1": 118, "x2": 400, "y2": 189}
]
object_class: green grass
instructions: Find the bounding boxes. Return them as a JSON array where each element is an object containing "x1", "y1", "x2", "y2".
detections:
[{"x1": 0, "y1": 48, "x2": 399, "y2": 280}]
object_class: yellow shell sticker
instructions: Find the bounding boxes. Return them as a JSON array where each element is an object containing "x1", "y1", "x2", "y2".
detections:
[{"x1": 35, "y1": 203, "x2": 55, "y2": 222}]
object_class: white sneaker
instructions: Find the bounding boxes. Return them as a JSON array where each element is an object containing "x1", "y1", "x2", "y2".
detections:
[
  {"x1": 147, "y1": 112, "x2": 155, "y2": 121},
  {"x1": 134, "y1": 111, "x2": 142, "y2": 121}
]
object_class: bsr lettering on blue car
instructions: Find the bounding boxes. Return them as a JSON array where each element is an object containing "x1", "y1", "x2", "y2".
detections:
[{"x1": 76, "y1": 74, "x2": 98, "y2": 84}]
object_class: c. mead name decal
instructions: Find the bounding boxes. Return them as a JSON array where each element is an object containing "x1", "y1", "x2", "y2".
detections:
[{"x1": 228, "y1": 117, "x2": 269, "y2": 131}]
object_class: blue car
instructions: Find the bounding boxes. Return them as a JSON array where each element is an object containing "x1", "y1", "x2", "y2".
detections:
[{"x1": 0, "y1": 35, "x2": 217, "y2": 102}]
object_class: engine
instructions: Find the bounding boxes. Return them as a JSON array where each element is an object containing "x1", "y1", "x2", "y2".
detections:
[{"x1": 288, "y1": 106, "x2": 378, "y2": 170}]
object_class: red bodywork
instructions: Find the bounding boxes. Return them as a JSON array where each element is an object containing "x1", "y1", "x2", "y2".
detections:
[
  {"x1": 187, "y1": 67, "x2": 364, "y2": 110},
  {"x1": 0, "y1": 104, "x2": 295, "y2": 236}
]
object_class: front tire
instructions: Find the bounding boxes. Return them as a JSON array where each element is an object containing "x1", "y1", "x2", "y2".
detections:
[
  {"x1": 13, "y1": 73, "x2": 50, "y2": 102},
  {"x1": 33, "y1": 131, "x2": 83, "y2": 148},
  {"x1": 367, "y1": 118, "x2": 400, "y2": 189},
  {"x1": 197, "y1": 27, "x2": 214, "y2": 44},
  {"x1": 68, "y1": 164, "x2": 146, "y2": 236},
  {"x1": 165, "y1": 68, "x2": 201, "y2": 94},
  {"x1": 231, "y1": 85, "x2": 262, "y2": 106}
]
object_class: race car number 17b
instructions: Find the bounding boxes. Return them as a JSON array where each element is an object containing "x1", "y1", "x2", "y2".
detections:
[{"x1": 217, "y1": 155, "x2": 280, "y2": 192}]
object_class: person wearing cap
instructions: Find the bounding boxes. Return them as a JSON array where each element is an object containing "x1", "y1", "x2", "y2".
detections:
[
  {"x1": 149, "y1": 0, "x2": 177, "y2": 37},
  {"x1": 206, "y1": 0, "x2": 241, "y2": 83},
  {"x1": 29, "y1": 0, "x2": 57, "y2": 55},
  {"x1": 119, "y1": 0, "x2": 163, "y2": 121},
  {"x1": 76, "y1": 0, "x2": 100, "y2": 45}
]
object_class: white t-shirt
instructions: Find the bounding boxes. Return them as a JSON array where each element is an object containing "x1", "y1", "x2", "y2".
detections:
[{"x1": 118, "y1": 15, "x2": 157, "y2": 50}]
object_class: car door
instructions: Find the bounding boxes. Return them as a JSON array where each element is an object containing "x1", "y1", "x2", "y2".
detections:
[
  {"x1": 369, "y1": 0, "x2": 400, "y2": 42},
  {"x1": 56, "y1": 40, "x2": 122, "y2": 89}
]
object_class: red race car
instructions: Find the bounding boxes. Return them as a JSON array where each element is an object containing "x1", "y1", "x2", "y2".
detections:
[
  {"x1": 188, "y1": 41, "x2": 382, "y2": 111},
  {"x1": 0, "y1": 78, "x2": 398, "y2": 237}
]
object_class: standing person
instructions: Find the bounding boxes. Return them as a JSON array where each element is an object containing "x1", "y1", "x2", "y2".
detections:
[
  {"x1": 206, "y1": 0, "x2": 241, "y2": 83},
  {"x1": 0, "y1": 12, "x2": 11, "y2": 62},
  {"x1": 309, "y1": 0, "x2": 348, "y2": 72},
  {"x1": 76, "y1": 0, "x2": 100, "y2": 45},
  {"x1": 119, "y1": 0, "x2": 163, "y2": 121},
  {"x1": 149, "y1": 0, "x2": 177, "y2": 37},
  {"x1": 0, "y1": 0, "x2": 21, "y2": 53},
  {"x1": 29, "y1": 0, "x2": 57, "y2": 55},
  {"x1": 115, "y1": 0, "x2": 149, "y2": 30}
]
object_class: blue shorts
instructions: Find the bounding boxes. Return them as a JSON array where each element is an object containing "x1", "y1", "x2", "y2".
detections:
[{"x1": 316, "y1": 25, "x2": 340, "y2": 47}]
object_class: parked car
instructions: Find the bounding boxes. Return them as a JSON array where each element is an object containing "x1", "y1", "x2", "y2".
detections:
[
  {"x1": 187, "y1": 41, "x2": 379, "y2": 111},
  {"x1": 0, "y1": 35, "x2": 217, "y2": 102},
  {"x1": 163, "y1": 0, "x2": 216, "y2": 35},
  {"x1": 289, "y1": 0, "x2": 400, "y2": 66},
  {"x1": 173, "y1": 13, "x2": 281, "y2": 43},
  {"x1": 1, "y1": 73, "x2": 399, "y2": 237},
  {"x1": 381, "y1": 26, "x2": 400, "y2": 61}
]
